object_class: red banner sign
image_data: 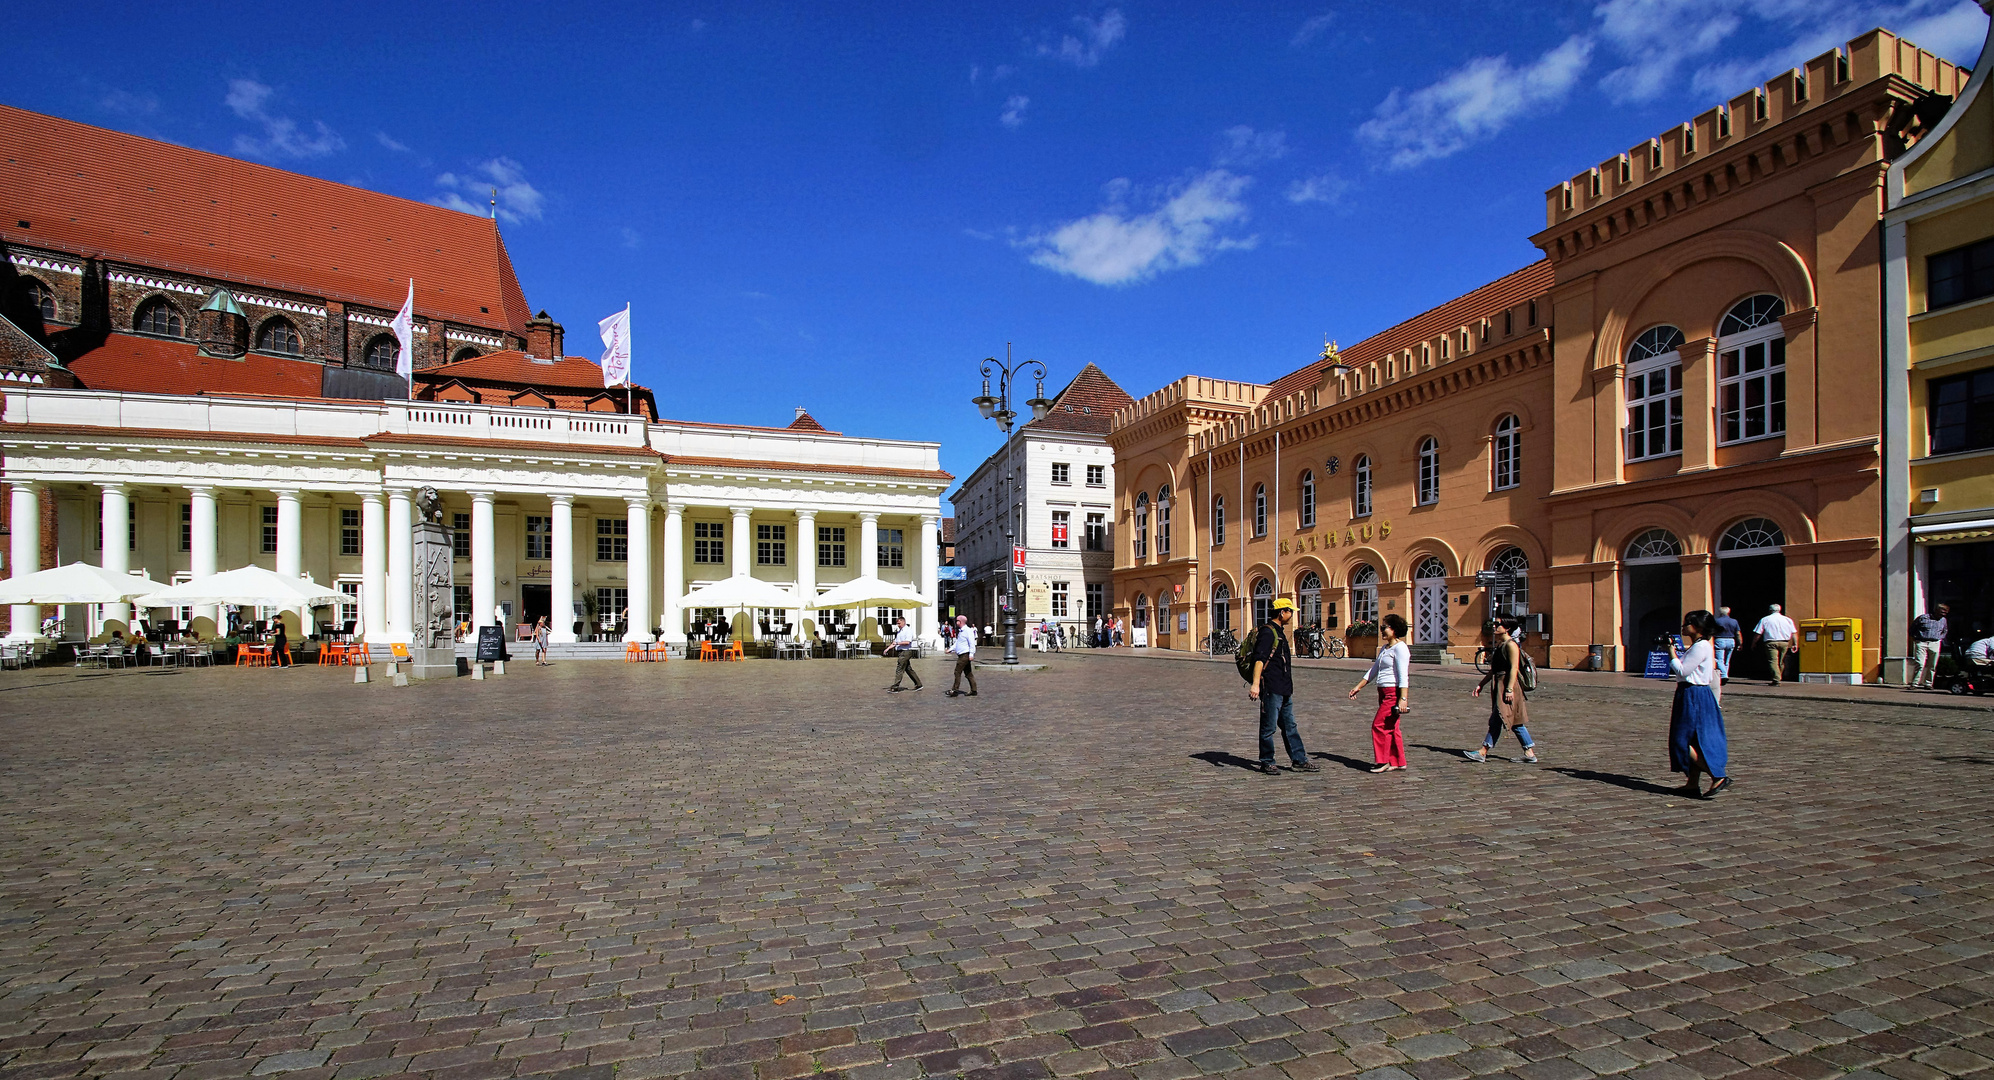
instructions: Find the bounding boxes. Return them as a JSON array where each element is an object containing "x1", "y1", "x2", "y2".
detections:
[
  {"x1": 1051, "y1": 523, "x2": 1069, "y2": 544},
  {"x1": 1013, "y1": 546, "x2": 1028, "y2": 567}
]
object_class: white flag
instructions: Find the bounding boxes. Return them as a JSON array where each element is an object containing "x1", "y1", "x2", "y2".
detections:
[
  {"x1": 598, "y1": 304, "x2": 631, "y2": 387},
  {"x1": 390, "y1": 278, "x2": 415, "y2": 395}
]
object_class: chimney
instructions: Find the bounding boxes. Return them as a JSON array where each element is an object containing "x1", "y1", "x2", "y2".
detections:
[
  {"x1": 524, "y1": 309, "x2": 564, "y2": 359},
  {"x1": 796, "y1": 407, "x2": 807, "y2": 420}
]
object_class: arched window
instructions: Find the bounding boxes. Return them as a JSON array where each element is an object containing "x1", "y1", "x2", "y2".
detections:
[
  {"x1": 1252, "y1": 578, "x2": 1274, "y2": 627},
  {"x1": 451, "y1": 347, "x2": 480, "y2": 364},
  {"x1": 1492, "y1": 414, "x2": 1521, "y2": 491},
  {"x1": 1132, "y1": 493, "x2": 1149, "y2": 560},
  {"x1": 1299, "y1": 470, "x2": 1316, "y2": 528},
  {"x1": 1719, "y1": 517, "x2": 1785, "y2": 553},
  {"x1": 15, "y1": 278, "x2": 55, "y2": 321},
  {"x1": 1350, "y1": 564, "x2": 1379, "y2": 625},
  {"x1": 135, "y1": 298, "x2": 183, "y2": 337},
  {"x1": 1624, "y1": 528, "x2": 1684, "y2": 562},
  {"x1": 1253, "y1": 484, "x2": 1267, "y2": 537},
  {"x1": 1490, "y1": 546, "x2": 1530, "y2": 615},
  {"x1": 256, "y1": 317, "x2": 301, "y2": 355},
  {"x1": 1212, "y1": 494, "x2": 1225, "y2": 546},
  {"x1": 1414, "y1": 556, "x2": 1447, "y2": 580},
  {"x1": 1353, "y1": 455, "x2": 1372, "y2": 517},
  {"x1": 1416, "y1": 437, "x2": 1440, "y2": 505},
  {"x1": 1717, "y1": 295, "x2": 1787, "y2": 444},
  {"x1": 1212, "y1": 581, "x2": 1232, "y2": 632},
  {"x1": 1155, "y1": 485, "x2": 1172, "y2": 558},
  {"x1": 1297, "y1": 571, "x2": 1322, "y2": 627},
  {"x1": 1133, "y1": 593, "x2": 1149, "y2": 629},
  {"x1": 364, "y1": 335, "x2": 399, "y2": 369},
  {"x1": 1626, "y1": 325, "x2": 1684, "y2": 461}
]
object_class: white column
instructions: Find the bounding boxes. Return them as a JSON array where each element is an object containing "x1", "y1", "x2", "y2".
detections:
[
  {"x1": 188, "y1": 486, "x2": 218, "y2": 635},
  {"x1": 860, "y1": 512, "x2": 880, "y2": 579},
  {"x1": 626, "y1": 497, "x2": 653, "y2": 641},
  {"x1": 794, "y1": 510, "x2": 816, "y2": 638},
  {"x1": 274, "y1": 489, "x2": 303, "y2": 632},
  {"x1": 387, "y1": 488, "x2": 413, "y2": 642},
  {"x1": 919, "y1": 514, "x2": 939, "y2": 643},
  {"x1": 8, "y1": 483, "x2": 40, "y2": 641},
  {"x1": 100, "y1": 483, "x2": 131, "y2": 631},
  {"x1": 662, "y1": 502, "x2": 685, "y2": 643},
  {"x1": 470, "y1": 491, "x2": 496, "y2": 629},
  {"x1": 729, "y1": 506, "x2": 753, "y2": 578},
  {"x1": 549, "y1": 494, "x2": 577, "y2": 643},
  {"x1": 360, "y1": 492, "x2": 386, "y2": 643}
]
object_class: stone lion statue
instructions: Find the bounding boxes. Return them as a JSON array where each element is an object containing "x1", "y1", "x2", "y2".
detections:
[{"x1": 415, "y1": 486, "x2": 444, "y2": 524}]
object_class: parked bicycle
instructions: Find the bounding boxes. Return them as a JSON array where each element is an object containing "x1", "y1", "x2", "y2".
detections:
[{"x1": 1203, "y1": 627, "x2": 1239, "y2": 655}]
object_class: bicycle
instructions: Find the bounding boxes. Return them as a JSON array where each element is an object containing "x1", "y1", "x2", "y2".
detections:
[
  {"x1": 1473, "y1": 646, "x2": 1491, "y2": 675},
  {"x1": 1203, "y1": 628, "x2": 1239, "y2": 656}
]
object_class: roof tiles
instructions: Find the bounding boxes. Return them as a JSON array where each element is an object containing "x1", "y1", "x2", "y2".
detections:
[
  {"x1": 1027, "y1": 363, "x2": 1134, "y2": 435},
  {"x1": 66, "y1": 333, "x2": 323, "y2": 399},
  {"x1": 416, "y1": 350, "x2": 619, "y2": 391}
]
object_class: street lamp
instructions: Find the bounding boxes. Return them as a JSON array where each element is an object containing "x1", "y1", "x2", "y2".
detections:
[{"x1": 974, "y1": 350, "x2": 1049, "y2": 665}]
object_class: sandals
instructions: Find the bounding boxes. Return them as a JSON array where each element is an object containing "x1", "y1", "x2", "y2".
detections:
[
  {"x1": 1370, "y1": 763, "x2": 1392, "y2": 773},
  {"x1": 1702, "y1": 777, "x2": 1731, "y2": 799}
]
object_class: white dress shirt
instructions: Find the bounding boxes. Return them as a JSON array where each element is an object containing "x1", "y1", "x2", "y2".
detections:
[
  {"x1": 891, "y1": 625, "x2": 917, "y2": 649},
  {"x1": 950, "y1": 626, "x2": 977, "y2": 655},
  {"x1": 1366, "y1": 641, "x2": 1410, "y2": 688},
  {"x1": 1754, "y1": 613, "x2": 1796, "y2": 642},
  {"x1": 1671, "y1": 639, "x2": 1717, "y2": 685}
]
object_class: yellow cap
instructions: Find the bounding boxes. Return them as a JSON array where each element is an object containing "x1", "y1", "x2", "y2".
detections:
[{"x1": 1271, "y1": 598, "x2": 1297, "y2": 611}]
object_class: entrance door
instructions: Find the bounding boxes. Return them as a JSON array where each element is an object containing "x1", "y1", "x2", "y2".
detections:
[
  {"x1": 1413, "y1": 558, "x2": 1448, "y2": 645},
  {"x1": 1715, "y1": 517, "x2": 1787, "y2": 680},
  {"x1": 521, "y1": 584, "x2": 551, "y2": 627},
  {"x1": 1622, "y1": 565, "x2": 1680, "y2": 671}
]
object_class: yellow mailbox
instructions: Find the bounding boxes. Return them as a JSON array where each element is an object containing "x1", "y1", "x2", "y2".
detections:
[{"x1": 1799, "y1": 618, "x2": 1862, "y2": 679}]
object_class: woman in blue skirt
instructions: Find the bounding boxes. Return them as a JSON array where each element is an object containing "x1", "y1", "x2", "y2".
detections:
[{"x1": 1668, "y1": 610, "x2": 1730, "y2": 798}]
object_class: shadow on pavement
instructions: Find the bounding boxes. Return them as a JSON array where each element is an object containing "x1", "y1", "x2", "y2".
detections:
[
  {"x1": 1309, "y1": 751, "x2": 1378, "y2": 772},
  {"x1": 1191, "y1": 751, "x2": 1263, "y2": 773},
  {"x1": 1548, "y1": 766, "x2": 1693, "y2": 797},
  {"x1": 1412, "y1": 743, "x2": 1471, "y2": 761}
]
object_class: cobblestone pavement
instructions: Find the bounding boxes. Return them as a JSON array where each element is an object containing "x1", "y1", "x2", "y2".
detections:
[{"x1": 1, "y1": 653, "x2": 1990, "y2": 1080}]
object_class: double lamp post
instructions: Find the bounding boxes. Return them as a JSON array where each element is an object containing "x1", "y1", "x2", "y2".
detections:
[{"x1": 972, "y1": 354, "x2": 1052, "y2": 665}]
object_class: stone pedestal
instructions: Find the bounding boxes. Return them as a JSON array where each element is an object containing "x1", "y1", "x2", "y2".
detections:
[
  {"x1": 407, "y1": 519, "x2": 460, "y2": 680},
  {"x1": 406, "y1": 647, "x2": 457, "y2": 681}
]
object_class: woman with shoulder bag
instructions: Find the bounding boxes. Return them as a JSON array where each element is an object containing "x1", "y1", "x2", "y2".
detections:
[{"x1": 1465, "y1": 617, "x2": 1537, "y2": 763}]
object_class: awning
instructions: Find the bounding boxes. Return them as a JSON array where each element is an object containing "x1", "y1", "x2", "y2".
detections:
[{"x1": 1911, "y1": 517, "x2": 1994, "y2": 544}]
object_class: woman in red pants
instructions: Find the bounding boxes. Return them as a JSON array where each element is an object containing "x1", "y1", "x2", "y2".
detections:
[{"x1": 1348, "y1": 613, "x2": 1411, "y2": 772}]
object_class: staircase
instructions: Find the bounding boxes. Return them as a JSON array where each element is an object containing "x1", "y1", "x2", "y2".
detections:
[
  {"x1": 452, "y1": 640, "x2": 636, "y2": 661},
  {"x1": 1408, "y1": 643, "x2": 1461, "y2": 665}
]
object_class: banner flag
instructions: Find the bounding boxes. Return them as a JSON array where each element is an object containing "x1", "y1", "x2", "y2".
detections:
[
  {"x1": 598, "y1": 304, "x2": 632, "y2": 387},
  {"x1": 390, "y1": 279, "x2": 415, "y2": 395}
]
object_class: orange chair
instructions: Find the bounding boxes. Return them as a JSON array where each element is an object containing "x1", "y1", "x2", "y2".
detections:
[
  {"x1": 698, "y1": 641, "x2": 719, "y2": 662},
  {"x1": 316, "y1": 643, "x2": 344, "y2": 666},
  {"x1": 723, "y1": 641, "x2": 745, "y2": 661},
  {"x1": 390, "y1": 643, "x2": 411, "y2": 661},
  {"x1": 348, "y1": 643, "x2": 372, "y2": 666},
  {"x1": 647, "y1": 642, "x2": 670, "y2": 662},
  {"x1": 625, "y1": 641, "x2": 643, "y2": 662}
]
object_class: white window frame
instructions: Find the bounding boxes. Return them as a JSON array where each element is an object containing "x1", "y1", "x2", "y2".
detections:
[
  {"x1": 1252, "y1": 579, "x2": 1273, "y2": 627},
  {"x1": 1717, "y1": 296, "x2": 1787, "y2": 445},
  {"x1": 1051, "y1": 462, "x2": 1071, "y2": 485},
  {"x1": 1353, "y1": 456, "x2": 1372, "y2": 518},
  {"x1": 1416, "y1": 438, "x2": 1440, "y2": 505},
  {"x1": 1253, "y1": 484, "x2": 1267, "y2": 537},
  {"x1": 756, "y1": 523, "x2": 788, "y2": 566},
  {"x1": 1085, "y1": 464, "x2": 1105, "y2": 487},
  {"x1": 1155, "y1": 487, "x2": 1171, "y2": 557},
  {"x1": 1212, "y1": 495, "x2": 1225, "y2": 546},
  {"x1": 1051, "y1": 581, "x2": 1069, "y2": 617},
  {"x1": 1211, "y1": 582, "x2": 1231, "y2": 631},
  {"x1": 1133, "y1": 493, "x2": 1149, "y2": 559},
  {"x1": 1492, "y1": 415, "x2": 1521, "y2": 491},
  {"x1": 1051, "y1": 510, "x2": 1070, "y2": 549},
  {"x1": 1626, "y1": 326, "x2": 1685, "y2": 462},
  {"x1": 1351, "y1": 565, "x2": 1379, "y2": 625},
  {"x1": 1299, "y1": 471, "x2": 1316, "y2": 528}
]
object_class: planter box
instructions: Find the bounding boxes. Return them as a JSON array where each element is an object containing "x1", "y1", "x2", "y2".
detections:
[{"x1": 1345, "y1": 636, "x2": 1378, "y2": 660}]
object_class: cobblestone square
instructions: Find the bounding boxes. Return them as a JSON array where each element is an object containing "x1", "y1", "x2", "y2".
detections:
[{"x1": 1, "y1": 654, "x2": 1990, "y2": 1080}]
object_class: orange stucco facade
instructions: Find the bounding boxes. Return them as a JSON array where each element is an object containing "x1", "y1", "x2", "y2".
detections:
[{"x1": 1110, "y1": 29, "x2": 1971, "y2": 679}]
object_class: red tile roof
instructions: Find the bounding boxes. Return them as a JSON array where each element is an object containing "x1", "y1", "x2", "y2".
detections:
[
  {"x1": 65, "y1": 333, "x2": 323, "y2": 399},
  {"x1": 1265, "y1": 260, "x2": 1555, "y2": 398},
  {"x1": 416, "y1": 350, "x2": 617, "y2": 390},
  {"x1": 788, "y1": 410, "x2": 830, "y2": 432},
  {"x1": 1027, "y1": 363, "x2": 1134, "y2": 435},
  {"x1": 662, "y1": 455, "x2": 953, "y2": 482},
  {"x1": 0, "y1": 104, "x2": 532, "y2": 337}
]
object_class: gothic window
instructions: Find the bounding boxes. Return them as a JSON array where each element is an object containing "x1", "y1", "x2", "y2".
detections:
[
  {"x1": 256, "y1": 317, "x2": 302, "y2": 355},
  {"x1": 16, "y1": 278, "x2": 55, "y2": 321},
  {"x1": 364, "y1": 335, "x2": 399, "y2": 369},
  {"x1": 135, "y1": 298, "x2": 183, "y2": 337}
]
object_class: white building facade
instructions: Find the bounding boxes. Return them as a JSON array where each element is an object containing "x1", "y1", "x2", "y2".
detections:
[
  {"x1": 2, "y1": 388, "x2": 949, "y2": 645},
  {"x1": 949, "y1": 365, "x2": 1130, "y2": 639}
]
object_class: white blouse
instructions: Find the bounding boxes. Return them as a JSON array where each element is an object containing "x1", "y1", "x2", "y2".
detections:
[
  {"x1": 1671, "y1": 639, "x2": 1716, "y2": 686},
  {"x1": 1367, "y1": 641, "x2": 1410, "y2": 688}
]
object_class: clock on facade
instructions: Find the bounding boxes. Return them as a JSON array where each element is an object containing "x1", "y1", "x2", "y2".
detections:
[{"x1": 1325, "y1": 456, "x2": 1340, "y2": 475}]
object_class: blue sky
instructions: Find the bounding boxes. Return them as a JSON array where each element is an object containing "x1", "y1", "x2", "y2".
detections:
[{"x1": 5, "y1": 1, "x2": 1986, "y2": 486}]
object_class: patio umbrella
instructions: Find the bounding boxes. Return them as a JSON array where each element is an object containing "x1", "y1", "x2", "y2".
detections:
[
  {"x1": 0, "y1": 562, "x2": 168, "y2": 605},
  {"x1": 805, "y1": 576, "x2": 930, "y2": 609},
  {"x1": 679, "y1": 574, "x2": 799, "y2": 610},
  {"x1": 135, "y1": 565, "x2": 345, "y2": 609}
]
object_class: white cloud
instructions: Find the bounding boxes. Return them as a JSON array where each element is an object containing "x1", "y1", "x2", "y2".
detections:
[
  {"x1": 1291, "y1": 13, "x2": 1335, "y2": 47},
  {"x1": 1286, "y1": 172, "x2": 1350, "y2": 205},
  {"x1": 430, "y1": 157, "x2": 545, "y2": 224},
  {"x1": 1001, "y1": 95, "x2": 1031, "y2": 128},
  {"x1": 99, "y1": 88, "x2": 159, "y2": 117},
  {"x1": 1358, "y1": 35, "x2": 1593, "y2": 169},
  {"x1": 1218, "y1": 125, "x2": 1288, "y2": 167},
  {"x1": 225, "y1": 78, "x2": 344, "y2": 159},
  {"x1": 1036, "y1": 9, "x2": 1127, "y2": 68},
  {"x1": 1017, "y1": 169, "x2": 1255, "y2": 286},
  {"x1": 375, "y1": 132, "x2": 411, "y2": 154}
]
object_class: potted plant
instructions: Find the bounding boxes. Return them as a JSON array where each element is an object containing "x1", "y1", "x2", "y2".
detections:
[{"x1": 1345, "y1": 620, "x2": 1380, "y2": 660}]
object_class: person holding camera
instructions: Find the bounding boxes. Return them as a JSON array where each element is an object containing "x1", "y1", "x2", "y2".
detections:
[
  {"x1": 1465, "y1": 617, "x2": 1536, "y2": 763},
  {"x1": 1349, "y1": 613, "x2": 1412, "y2": 773},
  {"x1": 1668, "y1": 610, "x2": 1730, "y2": 798}
]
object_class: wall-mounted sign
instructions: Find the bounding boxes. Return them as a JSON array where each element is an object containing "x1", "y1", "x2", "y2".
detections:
[
  {"x1": 1013, "y1": 546, "x2": 1027, "y2": 567},
  {"x1": 937, "y1": 566, "x2": 967, "y2": 581}
]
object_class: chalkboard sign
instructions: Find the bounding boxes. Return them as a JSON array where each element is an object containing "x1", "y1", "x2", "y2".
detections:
[
  {"x1": 475, "y1": 625, "x2": 508, "y2": 662},
  {"x1": 1643, "y1": 650, "x2": 1673, "y2": 678}
]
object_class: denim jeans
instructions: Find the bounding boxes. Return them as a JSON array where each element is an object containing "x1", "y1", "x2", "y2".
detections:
[
  {"x1": 1258, "y1": 692, "x2": 1308, "y2": 766},
  {"x1": 1713, "y1": 637, "x2": 1736, "y2": 678}
]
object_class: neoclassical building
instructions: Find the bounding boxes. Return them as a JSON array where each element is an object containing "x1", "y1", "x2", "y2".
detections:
[{"x1": 1112, "y1": 27, "x2": 1973, "y2": 679}]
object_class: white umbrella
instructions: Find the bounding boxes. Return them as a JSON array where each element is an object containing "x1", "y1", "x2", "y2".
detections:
[
  {"x1": 806, "y1": 575, "x2": 930, "y2": 609},
  {"x1": 0, "y1": 562, "x2": 168, "y2": 605},
  {"x1": 679, "y1": 574, "x2": 799, "y2": 610},
  {"x1": 136, "y1": 565, "x2": 345, "y2": 609}
]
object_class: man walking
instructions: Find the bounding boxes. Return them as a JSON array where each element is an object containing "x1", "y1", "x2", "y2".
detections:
[
  {"x1": 1909, "y1": 603, "x2": 1949, "y2": 690},
  {"x1": 1712, "y1": 606, "x2": 1742, "y2": 683},
  {"x1": 884, "y1": 615, "x2": 923, "y2": 693},
  {"x1": 1246, "y1": 598, "x2": 1320, "y2": 776},
  {"x1": 946, "y1": 614, "x2": 978, "y2": 697},
  {"x1": 1754, "y1": 603, "x2": 1797, "y2": 687}
]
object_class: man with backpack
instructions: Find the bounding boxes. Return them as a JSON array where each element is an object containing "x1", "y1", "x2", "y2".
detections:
[{"x1": 1242, "y1": 598, "x2": 1321, "y2": 776}]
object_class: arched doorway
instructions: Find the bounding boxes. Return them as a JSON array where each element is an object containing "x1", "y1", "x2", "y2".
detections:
[
  {"x1": 1211, "y1": 582, "x2": 1232, "y2": 633},
  {"x1": 1413, "y1": 556, "x2": 1449, "y2": 645},
  {"x1": 1252, "y1": 578, "x2": 1273, "y2": 627},
  {"x1": 1717, "y1": 517, "x2": 1785, "y2": 678},
  {"x1": 1487, "y1": 547, "x2": 1529, "y2": 621},
  {"x1": 1297, "y1": 571, "x2": 1323, "y2": 628},
  {"x1": 1132, "y1": 593, "x2": 1150, "y2": 647},
  {"x1": 1621, "y1": 528, "x2": 1683, "y2": 672}
]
